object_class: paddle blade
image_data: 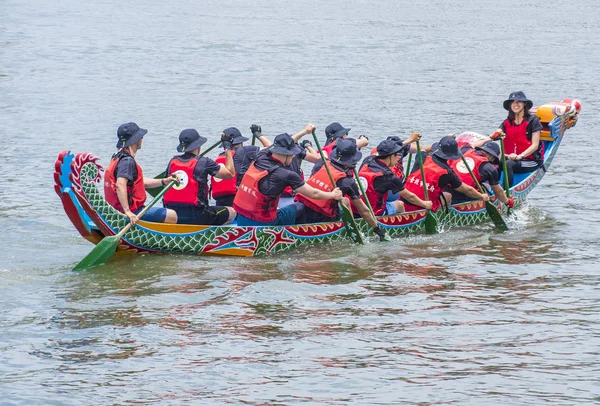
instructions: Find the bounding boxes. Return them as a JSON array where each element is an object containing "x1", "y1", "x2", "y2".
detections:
[
  {"x1": 72, "y1": 235, "x2": 120, "y2": 271},
  {"x1": 340, "y1": 204, "x2": 364, "y2": 244},
  {"x1": 424, "y1": 211, "x2": 438, "y2": 234},
  {"x1": 485, "y1": 202, "x2": 509, "y2": 232}
]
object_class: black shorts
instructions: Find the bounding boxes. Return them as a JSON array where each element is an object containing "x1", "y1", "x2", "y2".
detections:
[
  {"x1": 169, "y1": 205, "x2": 230, "y2": 225},
  {"x1": 214, "y1": 194, "x2": 235, "y2": 207}
]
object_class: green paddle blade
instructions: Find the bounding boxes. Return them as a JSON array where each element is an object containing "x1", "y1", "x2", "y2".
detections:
[
  {"x1": 424, "y1": 211, "x2": 438, "y2": 234},
  {"x1": 72, "y1": 235, "x2": 120, "y2": 271},
  {"x1": 147, "y1": 171, "x2": 167, "y2": 198},
  {"x1": 485, "y1": 201, "x2": 509, "y2": 232},
  {"x1": 340, "y1": 203, "x2": 364, "y2": 244}
]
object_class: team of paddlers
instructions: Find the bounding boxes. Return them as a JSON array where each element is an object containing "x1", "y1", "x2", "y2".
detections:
[{"x1": 105, "y1": 91, "x2": 544, "y2": 241}]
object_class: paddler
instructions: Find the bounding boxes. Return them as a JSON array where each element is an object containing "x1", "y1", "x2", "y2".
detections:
[
  {"x1": 403, "y1": 135, "x2": 489, "y2": 212},
  {"x1": 310, "y1": 122, "x2": 369, "y2": 175},
  {"x1": 295, "y1": 138, "x2": 389, "y2": 241},
  {"x1": 104, "y1": 122, "x2": 178, "y2": 225},
  {"x1": 163, "y1": 129, "x2": 237, "y2": 225},
  {"x1": 233, "y1": 133, "x2": 343, "y2": 226},
  {"x1": 356, "y1": 139, "x2": 432, "y2": 216},
  {"x1": 448, "y1": 140, "x2": 514, "y2": 208}
]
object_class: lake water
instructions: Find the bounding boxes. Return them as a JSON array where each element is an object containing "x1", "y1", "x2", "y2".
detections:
[{"x1": 1, "y1": 0, "x2": 599, "y2": 404}]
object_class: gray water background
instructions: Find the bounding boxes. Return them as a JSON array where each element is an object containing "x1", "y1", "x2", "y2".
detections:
[{"x1": 1, "y1": 0, "x2": 599, "y2": 404}]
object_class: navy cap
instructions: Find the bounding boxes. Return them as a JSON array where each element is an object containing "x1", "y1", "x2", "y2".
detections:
[
  {"x1": 330, "y1": 138, "x2": 362, "y2": 165},
  {"x1": 476, "y1": 141, "x2": 501, "y2": 162},
  {"x1": 270, "y1": 133, "x2": 302, "y2": 156},
  {"x1": 503, "y1": 91, "x2": 533, "y2": 110},
  {"x1": 431, "y1": 136, "x2": 462, "y2": 160},
  {"x1": 222, "y1": 127, "x2": 249, "y2": 145},
  {"x1": 177, "y1": 129, "x2": 207, "y2": 152},
  {"x1": 375, "y1": 140, "x2": 403, "y2": 157},
  {"x1": 116, "y1": 122, "x2": 147, "y2": 148},
  {"x1": 325, "y1": 122, "x2": 351, "y2": 142}
]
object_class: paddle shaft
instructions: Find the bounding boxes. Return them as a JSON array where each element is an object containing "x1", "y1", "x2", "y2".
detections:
[
  {"x1": 499, "y1": 135, "x2": 512, "y2": 215},
  {"x1": 311, "y1": 130, "x2": 364, "y2": 245},
  {"x1": 415, "y1": 140, "x2": 430, "y2": 201},
  {"x1": 123, "y1": 180, "x2": 177, "y2": 233},
  {"x1": 353, "y1": 167, "x2": 376, "y2": 218},
  {"x1": 460, "y1": 156, "x2": 486, "y2": 195},
  {"x1": 405, "y1": 153, "x2": 412, "y2": 179}
]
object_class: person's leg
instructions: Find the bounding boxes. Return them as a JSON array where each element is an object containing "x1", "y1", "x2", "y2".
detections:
[
  {"x1": 273, "y1": 204, "x2": 298, "y2": 226},
  {"x1": 215, "y1": 195, "x2": 235, "y2": 207},
  {"x1": 136, "y1": 206, "x2": 167, "y2": 223},
  {"x1": 194, "y1": 206, "x2": 232, "y2": 226},
  {"x1": 513, "y1": 160, "x2": 540, "y2": 175},
  {"x1": 164, "y1": 209, "x2": 178, "y2": 223},
  {"x1": 505, "y1": 159, "x2": 517, "y2": 187}
]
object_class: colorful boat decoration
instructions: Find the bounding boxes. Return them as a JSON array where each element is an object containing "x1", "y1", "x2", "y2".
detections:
[{"x1": 54, "y1": 100, "x2": 580, "y2": 258}]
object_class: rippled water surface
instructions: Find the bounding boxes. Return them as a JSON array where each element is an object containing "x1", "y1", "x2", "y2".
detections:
[{"x1": 1, "y1": 0, "x2": 599, "y2": 404}]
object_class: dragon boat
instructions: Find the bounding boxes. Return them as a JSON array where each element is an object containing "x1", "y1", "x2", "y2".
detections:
[{"x1": 55, "y1": 99, "x2": 580, "y2": 258}]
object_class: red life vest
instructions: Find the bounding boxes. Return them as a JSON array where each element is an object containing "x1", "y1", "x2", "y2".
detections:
[
  {"x1": 405, "y1": 156, "x2": 449, "y2": 212},
  {"x1": 211, "y1": 151, "x2": 237, "y2": 198},
  {"x1": 322, "y1": 141, "x2": 336, "y2": 159},
  {"x1": 503, "y1": 118, "x2": 544, "y2": 160},
  {"x1": 448, "y1": 148, "x2": 487, "y2": 188},
  {"x1": 163, "y1": 156, "x2": 207, "y2": 207},
  {"x1": 352, "y1": 163, "x2": 389, "y2": 216},
  {"x1": 232, "y1": 163, "x2": 280, "y2": 222},
  {"x1": 294, "y1": 164, "x2": 347, "y2": 218},
  {"x1": 104, "y1": 152, "x2": 146, "y2": 213}
]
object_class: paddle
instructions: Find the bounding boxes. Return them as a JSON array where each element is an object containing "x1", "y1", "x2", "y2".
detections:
[
  {"x1": 498, "y1": 134, "x2": 512, "y2": 216},
  {"x1": 460, "y1": 155, "x2": 508, "y2": 231},
  {"x1": 147, "y1": 139, "x2": 221, "y2": 198},
  {"x1": 311, "y1": 130, "x2": 364, "y2": 245},
  {"x1": 353, "y1": 167, "x2": 391, "y2": 242},
  {"x1": 405, "y1": 152, "x2": 412, "y2": 179},
  {"x1": 73, "y1": 180, "x2": 177, "y2": 271},
  {"x1": 415, "y1": 139, "x2": 438, "y2": 234}
]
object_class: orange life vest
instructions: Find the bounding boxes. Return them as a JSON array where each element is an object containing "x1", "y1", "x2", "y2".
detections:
[
  {"x1": 405, "y1": 156, "x2": 449, "y2": 212},
  {"x1": 352, "y1": 163, "x2": 389, "y2": 216},
  {"x1": 294, "y1": 164, "x2": 347, "y2": 218},
  {"x1": 104, "y1": 152, "x2": 146, "y2": 213},
  {"x1": 232, "y1": 163, "x2": 280, "y2": 222}
]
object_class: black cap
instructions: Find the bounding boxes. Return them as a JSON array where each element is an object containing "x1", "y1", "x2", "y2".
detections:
[
  {"x1": 222, "y1": 127, "x2": 249, "y2": 145},
  {"x1": 475, "y1": 141, "x2": 501, "y2": 162},
  {"x1": 330, "y1": 138, "x2": 363, "y2": 165},
  {"x1": 431, "y1": 136, "x2": 462, "y2": 160},
  {"x1": 270, "y1": 133, "x2": 302, "y2": 156},
  {"x1": 177, "y1": 129, "x2": 207, "y2": 152},
  {"x1": 503, "y1": 91, "x2": 533, "y2": 110},
  {"x1": 375, "y1": 139, "x2": 403, "y2": 157},
  {"x1": 116, "y1": 122, "x2": 147, "y2": 148}
]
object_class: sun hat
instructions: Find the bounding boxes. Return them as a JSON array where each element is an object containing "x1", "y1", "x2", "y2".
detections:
[
  {"x1": 330, "y1": 138, "x2": 363, "y2": 165},
  {"x1": 475, "y1": 141, "x2": 501, "y2": 162},
  {"x1": 177, "y1": 128, "x2": 208, "y2": 152},
  {"x1": 116, "y1": 122, "x2": 147, "y2": 148},
  {"x1": 431, "y1": 136, "x2": 462, "y2": 160},
  {"x1": 270, "y1": 133, "x2": 302, "y2": 156},
  {"x1": 325, "y1": 122, "x2": 351, "y2": 141},
  {"x1": 222, "y1": 127, "x2": 249, "y2": 145},
  {"x1": 375, "y1": 139, "x2": 403, "y2": 157},
  {"x1": 503, "y1": 91, "x2": 533, "y2": 110}
]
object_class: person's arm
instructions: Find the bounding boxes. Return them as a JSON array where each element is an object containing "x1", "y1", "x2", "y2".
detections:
[
  {"x1": 116, "y1": 177, "x2": 138, "y2": 225},
  {"x1": 144, "y1": 175, "x2": 177, "y2": 189},
  {"x1": 491, "y1": 184, "x2": 513, "y2": 207},
  {"x1": 356, "y1": 135, "x2": 369, "y2": 149},
  {"x1": 250, "y1": 124, "x2": 271, "y2": 147},
  {"x1": 516, "y1": 131, "x2": 541, "y2": 160},
  {"x1": 215, "y1": 150, "x2": 235, "y2": 179},
  {"x1": 455, "y1": 183, "x2": 489, "y2": 201},
  {"x1": 351, "y1": 198, "x2": 378, "y2": 228},
  {"x1": 291, "y1": 123, "x2": 316, "y2": 143},
  {"x1": 399, "y1": 189, "x2": 432, "y2": 210},
  {"x1": 296, "y1": 184, "x2": 342, "y2": 201}
]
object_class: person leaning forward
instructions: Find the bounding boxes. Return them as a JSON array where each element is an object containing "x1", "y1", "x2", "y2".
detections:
[
  {"x1": 357, "y1": 140, "x2": 432, "y2": 216},
  {"x1": 448, "y1": 140, "x2": 514, "y2": 207},
  {"x1": 295, "y1": 138, "x2": 389, "y2": 240},
  {"x1": 233, "y1": 133, "x2": 343, "y2": 226},
  {"x1": 104, "y1": 122, "x2": 178, "y2": 225},
  {"x1": 163, "y1": 129, "x2": 236, "y2": 225},
  {"x1": 403, "y1": 136, "x2": 489, "y2": 212}
]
